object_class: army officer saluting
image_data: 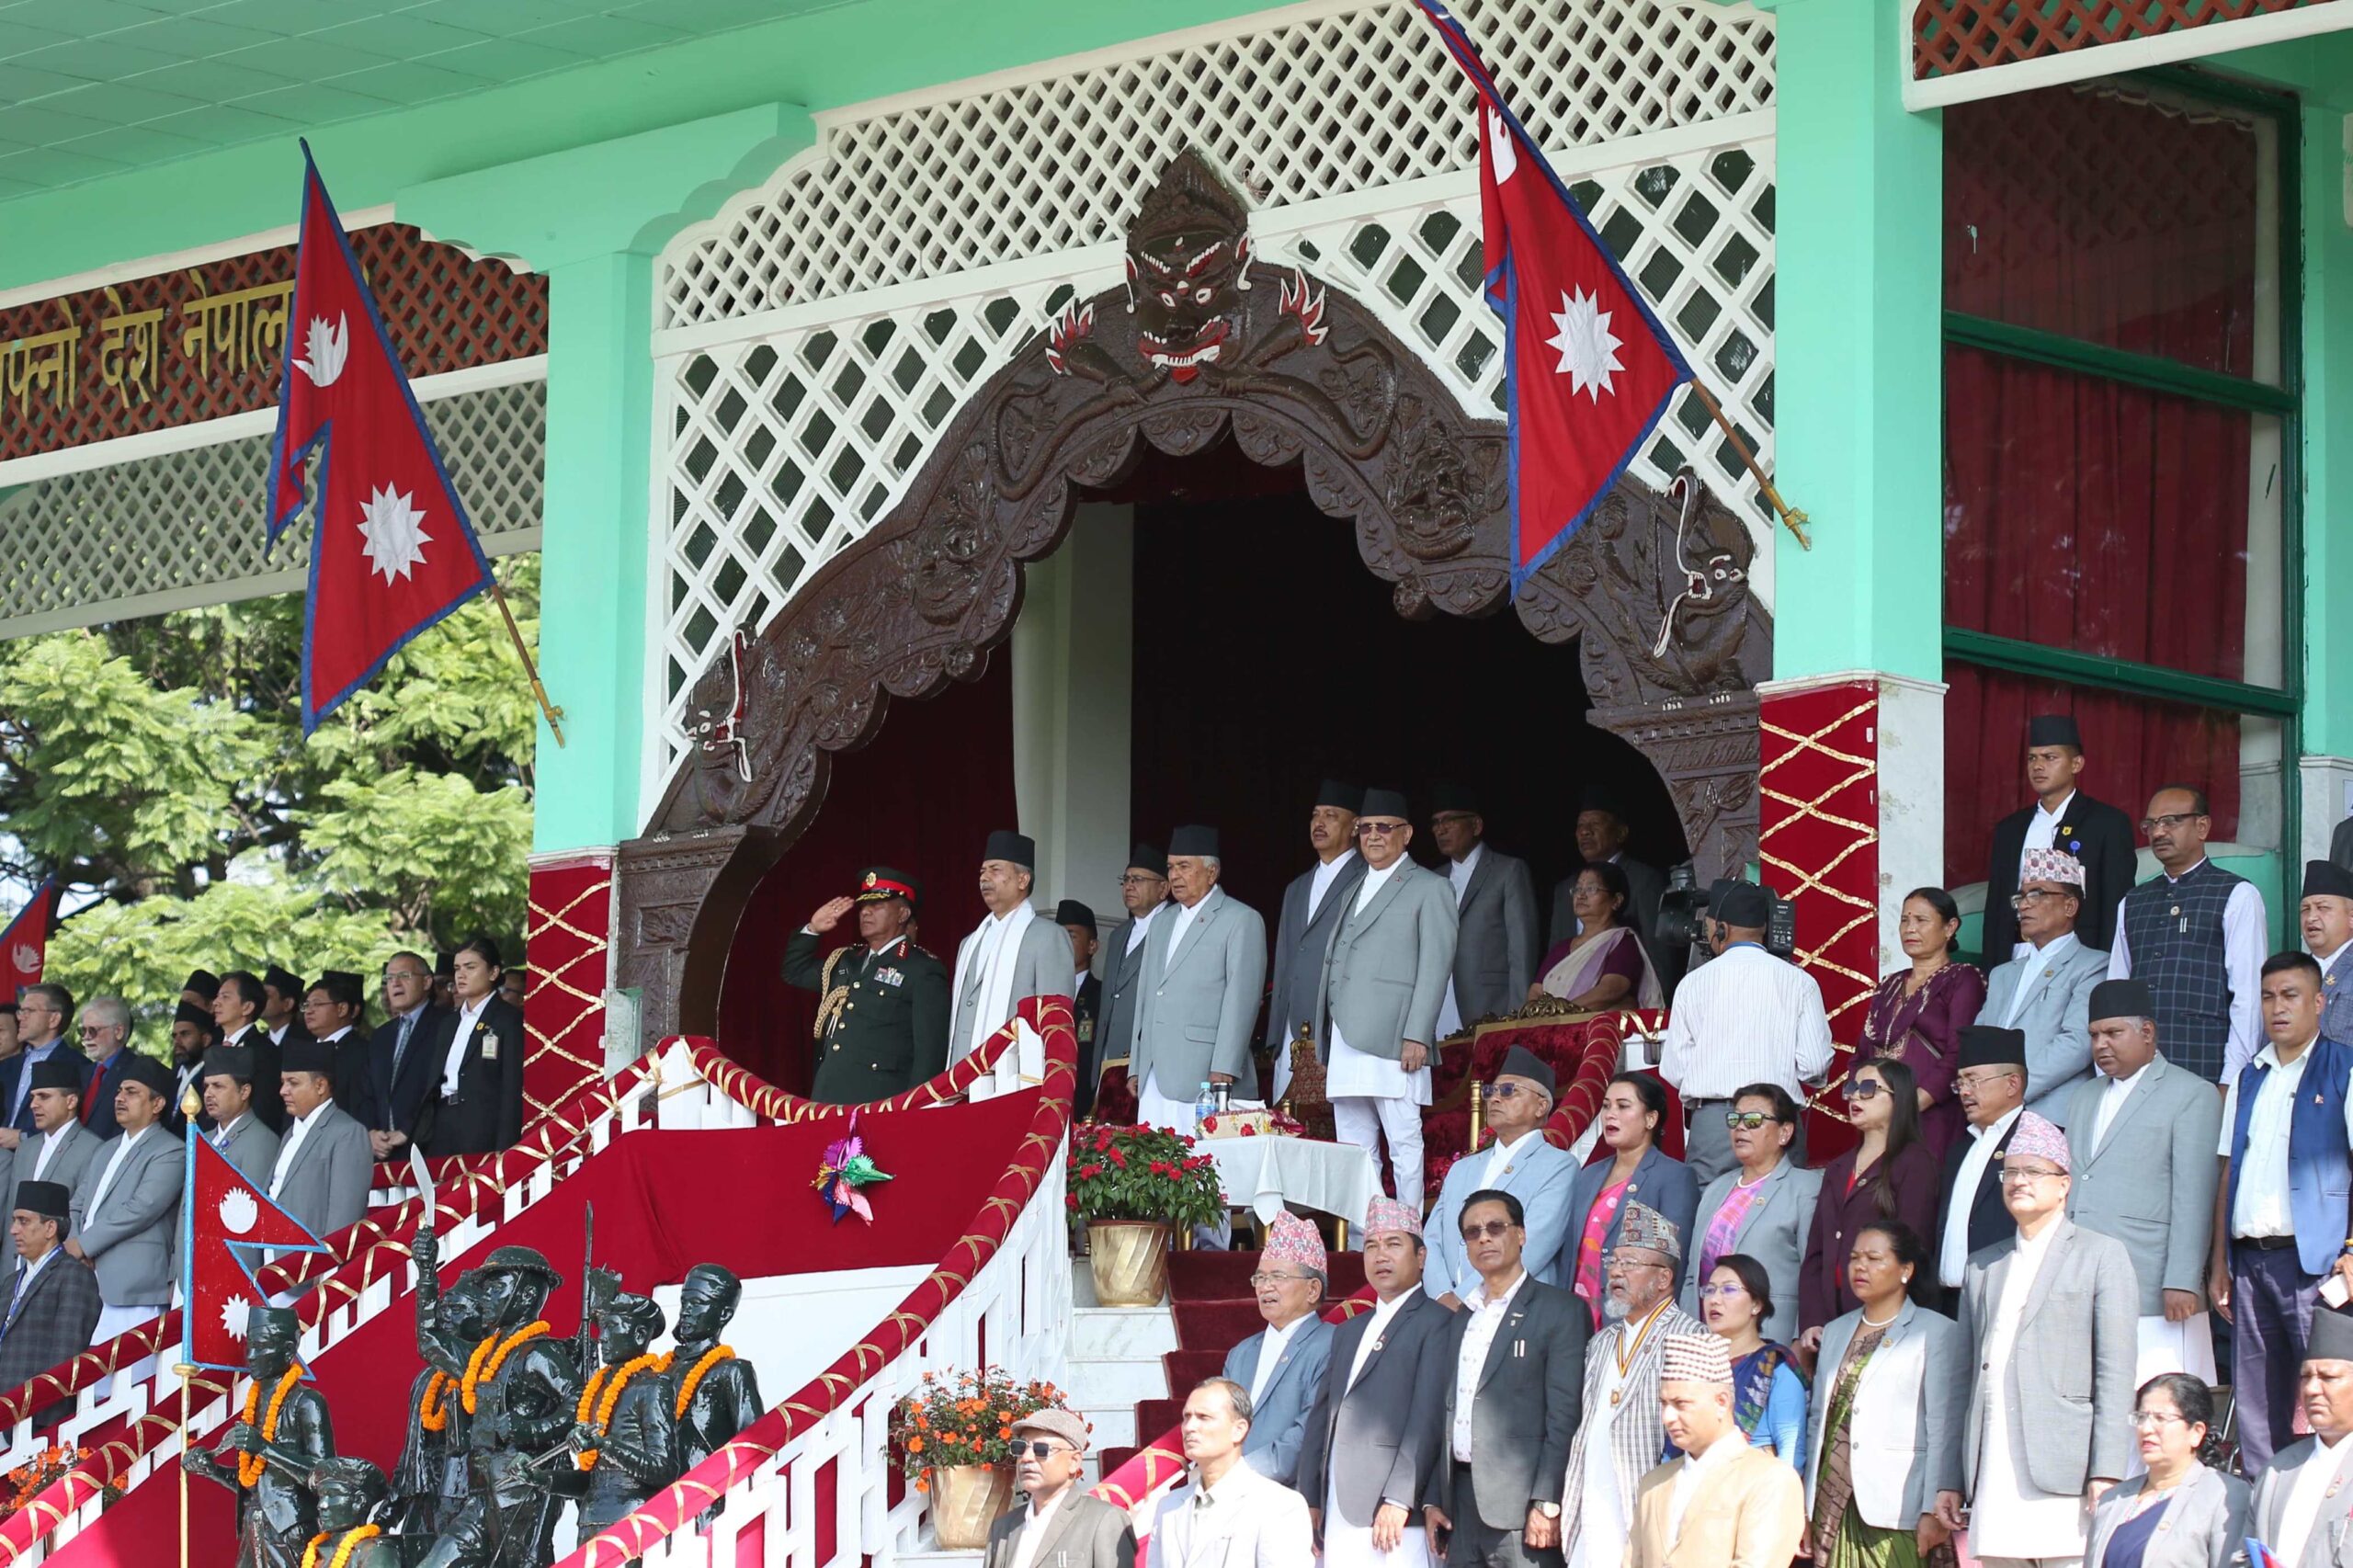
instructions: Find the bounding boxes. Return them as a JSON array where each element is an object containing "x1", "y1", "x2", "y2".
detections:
[{"x1": 784, "y1": 868, "x2": 950, "y2": 1103}]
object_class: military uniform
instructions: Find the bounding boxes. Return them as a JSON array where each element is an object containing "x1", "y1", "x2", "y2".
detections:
[{"x1": 783, "y1": 867, "x2": 949, "y2": 1103}]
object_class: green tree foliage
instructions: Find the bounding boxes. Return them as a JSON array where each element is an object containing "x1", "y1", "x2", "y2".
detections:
[{"x1": 0, "y1": 558, "x2": 538, "y2": 1021}]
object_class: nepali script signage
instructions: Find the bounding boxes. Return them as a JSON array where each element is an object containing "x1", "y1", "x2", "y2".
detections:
[{"x1": 0, "y1": 222, "x2": 548, "y2": 465}]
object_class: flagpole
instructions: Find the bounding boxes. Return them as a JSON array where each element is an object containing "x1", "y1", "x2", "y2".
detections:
[
  {"x1": 1686, "y1": 380, "x2": 1811, "y2": 551},
  {"x1": 176, "y1": 1359, "x2": 195, "y2": 1568},
  {"x1": 485, "y1": 576, "x2": 566, "y2": 748}
]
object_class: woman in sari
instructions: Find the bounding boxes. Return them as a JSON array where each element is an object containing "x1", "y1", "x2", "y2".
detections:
[
  {"x1": 1803, "y1": 1221, "x2": 1963, "y2": 1568},
  {"x1": 1856, "y1": 887, "x2": 1983, "y2": 1163},
  {"x1": 1692, "y1": 1253, "x2": 1807, "y2": 1463},
  {"x1": 1529, "y1": 860, "x2": 1664, "y2": 1009}
]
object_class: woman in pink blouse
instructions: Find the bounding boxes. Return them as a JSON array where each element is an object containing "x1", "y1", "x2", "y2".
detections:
[{"x1": 1855, "y1": 887, "x2": 1983, "y2": 1164}]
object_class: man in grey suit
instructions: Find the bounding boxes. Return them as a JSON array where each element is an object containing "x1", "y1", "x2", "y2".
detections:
[
  {"x1": 1131, "y1": 826, "x2": 1268, "y2": 1131},
  {"x1": 1317, "y1": 789, "x2": 1458, "y2": 1201},
  {"x1": 6, "y1": 1056, "x2": 101, "y2": 1214},
  {"x1": 1086, "y1": 844, "x2": 1167, "y2": 1119},
  {"x1": 0, "y1": 1179, "x2": 104, "y2": 1416},
  {"x1": 1552, "y1": 785, "x2": 1673, "y2": 988},
  {"x1": 2064, "y1": 978, "x2": 2222, "y2": 1389},
  {"x1": 67, "y1": 1053, "x2": 182, "y2": 1339},
  {"x1": 1265, "y1": 780, "x2": 1366, "y2": 1103},
  {"x1": 983, "y1": 1408, "x2": 1136, "y2": 1568},
  {"x1": 264, "y1": 1037, "x2": 376, "y2": 1245},
  {"x1": 1428, "y1": 787, "x2": 1539, "y2": 1033},
  {"x1": 1221, "y1": 1211, "x2": 1335, "y2": 1487},
  {"x1": 1298, "y1": 1197, "x2": 1450, "y2": 1568},
  {"x1": 1979, "y1": 846, "x2": 2108, "y2": 1124},
  {"x1": 1936, "y1": 1110, "x2": 2139, "y2": 1565},
  {"x1": 2251, "y1": 1304, "x2": 2353, "y2": 1566},
  {"x1": 949, "y1": 829, "x2": 1074, "y2": 1063},
  {"x1": 200, "y1": 1044, "x2": 282, "y2": 1186},
  {"x1": 1425, "y1": 1047, "x2": 1577, "y2": 1306},
  {"x1": 2302, "y1": 858, "x2": 2353, "y2": 1044}
]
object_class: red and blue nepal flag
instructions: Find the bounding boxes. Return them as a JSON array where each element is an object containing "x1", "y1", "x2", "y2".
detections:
[
  {"x1": 1411, "y1": 0, "x2": 1691, "y2": 593},
  {"x1": 268, "y1": 142, "x2": 492, "y2": 734},
  {"x1": 0, "y1": 880, "x2": 56, "y2": 1002},
  {"x1": 180, "y1": 1131, "x2": 329, "y2": 1370}
]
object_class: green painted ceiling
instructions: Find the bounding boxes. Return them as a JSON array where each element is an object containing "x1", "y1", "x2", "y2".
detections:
[{"x1": 0, "y1": 0, "x2": 835, "y2": 199}]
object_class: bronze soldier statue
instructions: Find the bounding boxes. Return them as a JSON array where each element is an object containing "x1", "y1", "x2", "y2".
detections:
[
  {"x1": 562, "y1": 1282, "x2": 677, "y2": 1537},
  {"x1": 670, "y1": 1264, "x2": 761, "y2": 1475},
  {"x1": 306, "y1": 1458, "x2": 403, "y2": 1568},
  {"x1": 183, "y1": 1307, "x2": 335, "y2": 1568},
  {"x1": 388, "y1": 1270, "x2": 488, "y2": 1540}
]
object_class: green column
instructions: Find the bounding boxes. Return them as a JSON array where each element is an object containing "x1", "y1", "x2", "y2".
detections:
[
  {"x1": 2299, "y1": 98, "x2": 2353, "y2": 758},
  {"x1": 1764, "y1": 0, "x2": 1946, "y2": 683}
]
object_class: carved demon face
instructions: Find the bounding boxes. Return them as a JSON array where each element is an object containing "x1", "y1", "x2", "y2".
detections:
[{"x1": 1124, "y1": 149, "x2": 1255, "y2": 383}]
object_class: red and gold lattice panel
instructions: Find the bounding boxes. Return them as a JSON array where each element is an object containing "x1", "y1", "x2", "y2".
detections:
[
  {"x1": 1913, "y1": 0, "x2": 2339, "y2": 78},
  {"x1": 1760, "y1": 682, "x2": 1881, "y2": 1087},
  {"x1": 523, "y1": 857, "x2": 613, "y2": 1126},
  {"x1": 0, "y1": 223, "x2": 547, "y2": 464}
]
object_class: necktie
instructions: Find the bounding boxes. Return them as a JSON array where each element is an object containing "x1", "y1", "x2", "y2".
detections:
[{"x1": 393, "y1": 1013, "x2": 415, "y2": 1077}]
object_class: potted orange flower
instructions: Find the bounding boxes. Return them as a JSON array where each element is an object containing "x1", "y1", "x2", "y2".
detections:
[
  {"x1": 1066, "y1": 1124, "x2": 1224, "y2": 1306},
  {"x1": 889, "y1": 1368, "x2": 1071, "y2": 1549}
]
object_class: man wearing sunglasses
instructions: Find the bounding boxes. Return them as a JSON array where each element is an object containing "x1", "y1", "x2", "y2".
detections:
[
  {"x1": 1424, "y1": 1046, "x2": 1577, "y2": 1310},
  {"x1": 2109, "y1": 783, "x2": 2267, "y2": 1085},
  {"x1": 983, "y1": 1408, "x2": 1135, "y2": 1568}
]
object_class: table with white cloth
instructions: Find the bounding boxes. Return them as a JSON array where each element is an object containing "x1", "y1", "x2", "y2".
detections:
[{"x1": 1199, "y1": 1135, "x2": 1378, "y2": 1233}]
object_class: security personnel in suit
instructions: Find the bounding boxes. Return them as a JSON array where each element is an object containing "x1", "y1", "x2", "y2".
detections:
[
  {"x1": 1056, "y1": 900, "x2": 1104, "y2": 1057},
  {"x1": 1980, "y1": 713, "x2": 2137, "y2": 960},
  {"x1": 782, "y1": 867, "x2": 949, "y2": 1104}
]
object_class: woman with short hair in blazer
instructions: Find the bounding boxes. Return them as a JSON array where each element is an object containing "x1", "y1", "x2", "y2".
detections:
[
  {"x1": 1803, "y1": 1220, "x2": 1966, "y2": 1568},
  {"x1": 1680, "y1": 1081, "x2": 1824, "y2": 1344},
  {"x1": 2083, "y1": 1374, "x2": 2248, "y2": 1568},
  {"x1": 1798, "y1": 1057, "x2": 1942, "y2": 1349},
  {"x1": 416, "y1": 935, "x2": 527, "y2": 1157},
  {"x1": 1565, "y1": 1072, "x2": 1700, "y2": 1325}
]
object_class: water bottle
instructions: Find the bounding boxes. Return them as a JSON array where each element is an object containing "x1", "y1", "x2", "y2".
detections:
[{"x1": 1194, "y1": 1081, "x2": 1218, "y2": 1131}]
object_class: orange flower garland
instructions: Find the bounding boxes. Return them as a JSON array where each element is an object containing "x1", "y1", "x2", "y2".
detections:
[
  {"x1": 301, "y1": 1525, "x2": 382, "y2": 1568},
  {"x1": 237, "y1": 1363, "x2": 307, "y2": 1489},
  {"x1": 671, "y1": 1345, "x2": 736, "y2": 1421},
  {"x1": 415, "y1": 1369, "x2": 458, "y2": 1434},
  {"x1": 572, "y1": 1351, "x2": 669, "y2": 1471},
  {"x1": 460, "y1": 1322, "x2": 549, "y2": 1415}
]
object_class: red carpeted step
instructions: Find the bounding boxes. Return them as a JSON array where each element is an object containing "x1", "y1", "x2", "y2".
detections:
[
  {"x1": 1165, "y1": 1247, "x2": 1369, "y2": 1301},
  {"x1": 1173, "y1": 1298, "x2": 1265, "y2": 1350},
  {"x1": 1137, "y1": 1395, "x2": 1184, "y2": 1437},
  {"x1": 1098, "y1": 1444, "x2": 1141, "y2": 1476},
  {"x1": 1164, "y1": 1347, "x2": 1226, "y2": 1389}
]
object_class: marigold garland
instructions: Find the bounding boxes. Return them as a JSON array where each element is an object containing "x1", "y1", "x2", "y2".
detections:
[
  {"x1": 461, "y1": 1322, "x2": 550, "y2": 1415},
  {"x1": 237, "y1": 1363, "x2": 307, "y2": 1489},
  {"x1": 301, "y1": 1524, "x2": 382, "y2": 1568},
  {"x1": 672, "y1": 1345, "x2": 736, "y2": 1421},
  {"x1": 572, "y1": 1351, "x2": 670, "y2": 1471},
  {"x1": 416, "y1": 1369, "x2": 458, "y2": 1434}
]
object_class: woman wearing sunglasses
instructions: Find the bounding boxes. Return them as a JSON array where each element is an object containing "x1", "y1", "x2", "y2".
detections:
[
  {"x1": 1679, "y1": 1084, "x2": 1823, "y2": 1344},
  {"x1": 1796, "y1": 1058, "x2": 1939, "y2": 1355},
  {"x1": 1690, "y1": 1253, "x2": 1809, "y2": 1465},
  {"x1": 1565, "y1": 1072, "x2": 1700, "y2": 1326}
]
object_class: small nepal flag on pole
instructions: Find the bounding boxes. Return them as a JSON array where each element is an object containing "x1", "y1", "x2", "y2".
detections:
[
  {"x1": 268, "y1": 142, "x2": 493, "y2": 735},
  {"x1": 1411, "y1": 0, "x2": 1692, "y2": 592},
  {"x1": 0, "y1": 879, "x2": 57, "y2": 1002},
  {"x1": 179, "y1": 1128, "x2": 329, "y2": 1370}
]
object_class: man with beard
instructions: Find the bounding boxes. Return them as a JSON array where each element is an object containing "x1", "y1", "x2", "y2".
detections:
[
  {"x1": 783, "y1": 867, "x2": 949, "y2": 1101},
  {"x1": 1557, "y1": 1202, "x2": 1702, "y2": 1568},
  {"x1": 168, "y1": 999, "x2": 220, "y2": 1133},
  {"x1": 1266, "y1": 781, "x2": 1366, "y2": 1103}
]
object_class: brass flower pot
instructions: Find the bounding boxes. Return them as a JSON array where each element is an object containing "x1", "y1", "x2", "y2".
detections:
[
  {"x1": 1086, "y1": 1218, "x2": 1172, "y2": 1306},
  {"x1": 928, "y1": 1461, "x2": 1016, "y2": 1549}
]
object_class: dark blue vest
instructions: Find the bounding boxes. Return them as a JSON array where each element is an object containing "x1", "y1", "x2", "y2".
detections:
[
  {"x1": 2228, "y1": 1035, "x2": 2353, "y2": 1277},
  {"x1": 2121, "y1": 859, "x2": 2246, "y2": 1081}
]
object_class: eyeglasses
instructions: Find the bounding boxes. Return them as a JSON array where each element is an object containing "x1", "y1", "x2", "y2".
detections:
[
  {"x1": 383, "y1": 968, "x2": 429, "y2": 982},
  {"x1": 1955, "y1": 1068, "x2": 2020, "y2": 1089},
  {"x1": 2000, "y1": 1163, "x2": 2064, "y2": 1185},
  {"x1": 1604, "y1": 1251, "x2": 1670, "y2": 1271},
  {"x1": 2138, "y1": 812, "x2": 2205, "y2": 834},
  {"x1": 1120, "y1": 873, "x2": 1165, "y2": 887},
  {"x1": 2130, "y1": 1410, "x2": 2187, "y2": 1430},
  {"x1": 2008, "y1": 888, "x2": 2076, "y2": 908},
  {"x1": 1015, "y1": 1439, "x2": 1074, "y2": 1459},
  {"x1": 1487, "y1": 1083, "x2": 1541, "y2": 1100},
  {"x1": 1430, "y1": 812, "x2": 1478, "y2": 827},
  {"x1": 1248, "y1": 1271, "x2": 1312, "y2": 1288},
  {"x1": 1459, "y1": 1220, "x2": 1518, "y2": 1241},
  {"x1": 1695, "y1": 1283, "x2": 1749, "y2": 1299},
  {"x1": 1845, "y1": 1081, "x2": 1884, "y2": 1101},
  {"x1": 1722, "y1": 1110, "x2": 1777, "y2": 1131},
  {"x1": 1357, "y1": 821, "x2": 1407, "y2": 837}
]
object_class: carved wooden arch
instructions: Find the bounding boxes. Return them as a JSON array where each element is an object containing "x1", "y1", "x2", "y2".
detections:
[{"x1": 617, "y1": 149, "x2": 1770, "y2": 1041}]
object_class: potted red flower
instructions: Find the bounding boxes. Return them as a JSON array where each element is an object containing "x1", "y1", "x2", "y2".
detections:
[{"x1": 1065, "y1": 1123, "x2": 1224, "y2": 1306}]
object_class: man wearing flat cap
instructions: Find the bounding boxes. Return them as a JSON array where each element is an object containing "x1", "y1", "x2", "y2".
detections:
[
  {"x1": 265, "y1": 1035, "x2": 375, "y2": 1246},
  {"x1": 199, "y1": 1044, "x2": 281, "y2": 1186},
  {"x1": 1623, "y1": 1333, "x2": 1803, "y2": 1565},
  {"x1": 1427, "y1": 784, "x2": 1540, "y2": 1037},
  {"x1": 984, "y1": 1407, "x2": 1136, "y2": 1568},
  {"x1": 1979, "y1": 846, "x2": 2108, "y2": 1126},
  {"x1": 67, "y1": 1051, "x2": 181, "y2": 1341},
  {"x1": 1133, "y1": 826, "x2": 1268, "y2": 1133},
  {"x1": 1981, "y1": 712, "x2": 2138, "y2": 960},
  {"x1": 950, "y1": 830, "x2": 1073, "y2": 1063},
  {"x1": 2303, "y1": 858, "x2": 2353, "y2": 1043},
  {"x1": 1424, "y1": 1046, "x2": 1577, "y2": 1308},
  {"x1": 785, "y1": 866, "x2": 950, "y2": 1102},
  {"x1": 2064, "y1": 976, "x2": 2222, "y2": 1391},
  {"x1": 1656, "y1": 881, "x2": 1832, "y2": 1184},
  {"x1": 1266, "y1": 780, "x2": 1367, "y2": 1104},
  {"x1": 0, "y1": 1178, "x2": 102, "y2": 1404},
  {"x1": 1056, "y1": 899, "x2": 1104, "y2": 1054},
  {"x1": 1316, "y1": 789, "x2": 1458, "y2": 1202},
  {"x1": 1087, "y1": 843, "x2": 1169, "y2": 1119},
  {"x1": 2249, "y1": 1303, "x2": 2353, "y2": 1565}
]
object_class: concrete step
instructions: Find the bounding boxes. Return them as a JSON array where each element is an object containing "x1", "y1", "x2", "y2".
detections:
[
  {"x1": 1071, "y1": 1304, "x2": 1178, "y2": 1359},
  {"x1": 1062, "y1": 1355, "x2": 1171, "y2": 1407},
  {"x1": 898, "y1": 1548, "x2": 983, "y2": 1565}
]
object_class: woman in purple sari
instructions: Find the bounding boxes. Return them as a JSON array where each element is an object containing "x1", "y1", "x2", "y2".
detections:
[{"x1": 1855, "y1": 887, "x2": 1982, "y2": 1163}]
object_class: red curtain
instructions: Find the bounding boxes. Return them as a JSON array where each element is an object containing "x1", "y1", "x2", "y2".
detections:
[{"x1": 715, "y1": 656, "x2": 1017, "y2": 1089}]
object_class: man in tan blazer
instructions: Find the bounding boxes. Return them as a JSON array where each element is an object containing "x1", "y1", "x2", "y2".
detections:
[
  {"x1": 983, "y1": 1409, "x2": 1134, "y2": 1568},
  {"x1": 1624, "y1": 1333, "x2": 1803, "y2": 1567}
]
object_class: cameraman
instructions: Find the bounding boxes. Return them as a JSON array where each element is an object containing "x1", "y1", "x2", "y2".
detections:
[{"x1": 1656, "y1": 881, "x2": 1834, "y2": 1183}]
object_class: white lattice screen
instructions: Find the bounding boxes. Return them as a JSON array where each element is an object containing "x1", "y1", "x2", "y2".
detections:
[
  {"x1": 653, "y1": 0, "x2": 1778, "y2": 780},
  {"x1": 0, "y1": 380, "x2": 546, "y2": 640}
]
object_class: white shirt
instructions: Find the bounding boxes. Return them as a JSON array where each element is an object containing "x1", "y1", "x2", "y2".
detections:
[
  {"x1": 440, "y1": 995, "x2": 491, "y2": 1099},
  {"x1": 1353, "y1": 855, "x2": 1407, "y2": 915},
  {"x1": 2109, "y1": 860, "x2": 2268, "y2": 1080},
  {"x1": 1169, "y1": 894, "x2": 1210, "y2": 958},
  {"x1": 1448, "y1": 843, "x2": 1485, "y2": 907},
  {"x1": 1657, "y1": 945, "x2": 1836, "y2": 1099},
  {"x1": 2017, "y1": 790, "x2": 2075, "y2": 887},
  {"x1": 1940, "y1": 1105, "x2": 2022, "y2": 1288},
  {"x1": 1307, "y1": 851, "x2": 1358, "y2": 923},
  {"x1": 1006, "y1": 1486, "x2": 1071, "y2": 1568},
  {"x1": 1247, "y1": 1314, "x2": 1310, "y2": 1410},
  {"x1": 2218, "y1": 1039, "x2": 2353, "y2": 1237},
  {"x1": 1480, "y1": 1129, "x2": 1543, "y2": 1189},
  {"x1": 2277, "y1": 1433, "x2": 2353, "y2": 1565},
  {"x1": 1347, "y1": 1290, "x2": 1414, "y2": 1391},
  {"x1": 270, "y1": 1100, "x2": 330, "y2": 1199},
  {"x1": 1451, "y1": 1267, "x2": 1528, "y2": 1460},
  {"x1": 1999, "y1": 931, "x2": 2079, "y2": 1028},
  {"x1": 2087, "y1": 1060, "x2": 2148, "y2": 1156},
  {"x1": 85, "y1": 1123, "x2": 152, "y2": 1216},
  {"x1": 269, "y1": 1022, "x2": 292, "y2": 1047},
  {"x1": 1666, "y1": 1428, "x2": 1747, "y2": 1544},
  {"x1": 1125, "y1": 902, "x2": 1164, "y2": 958},
  {"x1": 211, "y1": 1113, "x2": 249, "y2": 1150}
]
